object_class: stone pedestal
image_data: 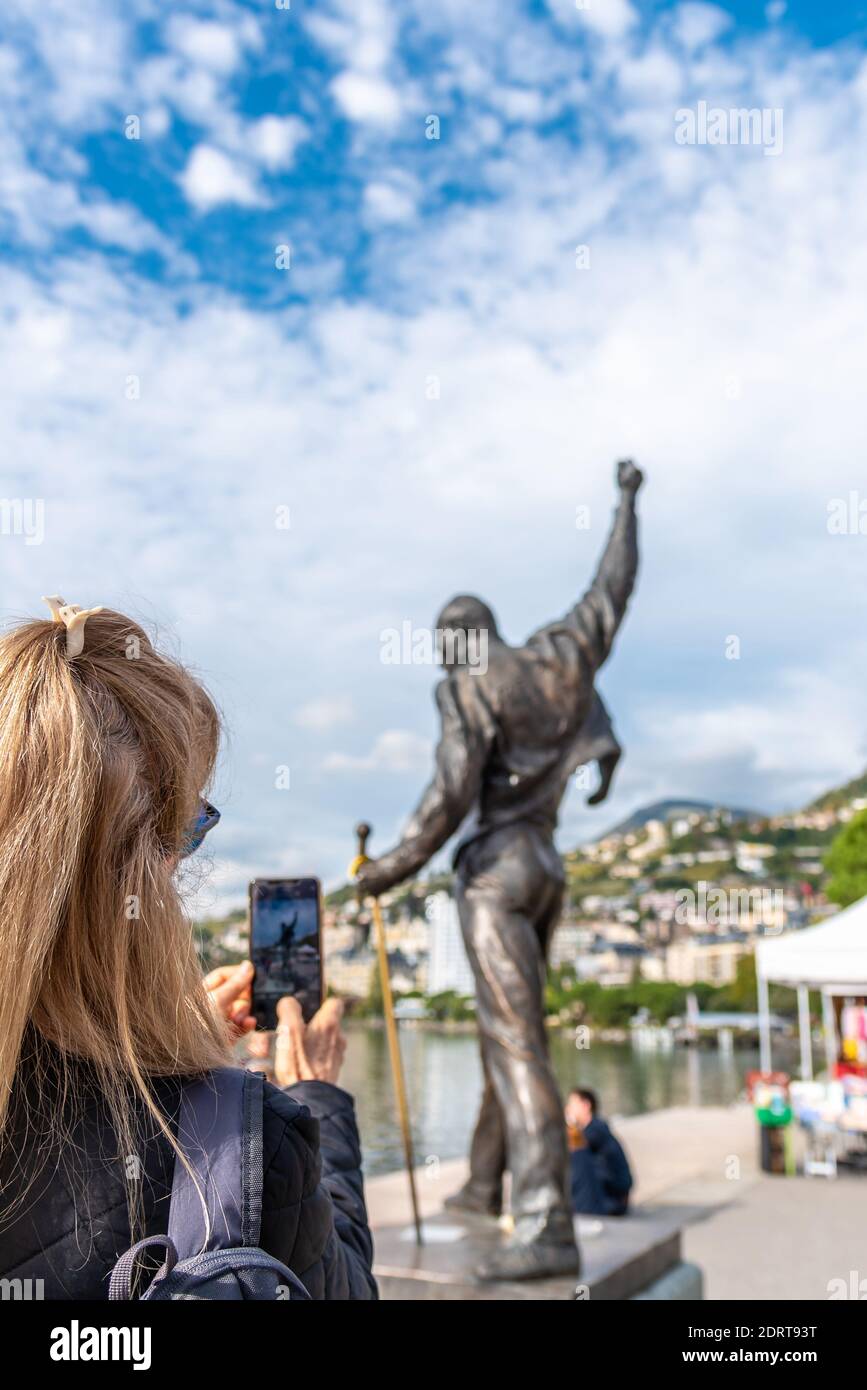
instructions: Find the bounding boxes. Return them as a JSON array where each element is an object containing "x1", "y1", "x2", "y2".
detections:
[{"x1": 373, "y1": 1205, "x2": 701, "y2": 1301}]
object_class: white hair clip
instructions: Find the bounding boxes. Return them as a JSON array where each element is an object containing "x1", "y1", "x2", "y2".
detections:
[{"x1": 42, "y1": 594, "x2": 105, "y2": 658}]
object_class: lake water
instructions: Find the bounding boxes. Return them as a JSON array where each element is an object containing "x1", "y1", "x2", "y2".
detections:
[{"x1": 341, "y1": 1025, "x2": 798, "y2": 1176}]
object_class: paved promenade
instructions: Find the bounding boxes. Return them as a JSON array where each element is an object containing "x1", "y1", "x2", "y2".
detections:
[
  {"x1": 365, "y1": 1102, "x2": 758, "y2": 1224},
  {"x1": 366, "y1": 1103, "x2": 867, "y2": 1299}
]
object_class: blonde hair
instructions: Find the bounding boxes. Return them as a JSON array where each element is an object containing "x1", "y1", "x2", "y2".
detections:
[{"x1": 0, "y1": 606, "x2": 231, "y2": 1234}]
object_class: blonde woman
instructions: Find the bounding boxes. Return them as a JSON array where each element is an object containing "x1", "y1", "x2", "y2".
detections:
[{"x1": 0, "y1": 602, "x2": 376, "y2": 1300}]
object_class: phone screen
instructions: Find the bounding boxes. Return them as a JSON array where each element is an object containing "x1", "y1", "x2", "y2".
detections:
[{"x1": 249, "y1": 878, "x2": 323, "y2": 1028}]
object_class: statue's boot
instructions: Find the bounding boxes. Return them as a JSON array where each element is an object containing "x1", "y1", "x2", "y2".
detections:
[
  {"x1": 475, "y1": 1237, "x2": 580, "y2": 1283},
  {"x1": 443, "y1": 1182, "x2": 502, "y2": 1218},
  {"x1": 475, "y1": 1211, "x2": 580, "y2": 1282}
]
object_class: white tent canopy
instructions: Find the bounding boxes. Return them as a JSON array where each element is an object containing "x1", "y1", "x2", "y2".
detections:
[
  {"x1": 755, "y1": 895, "x2": 867, "y2": 1075},
  {"x1": 756, "y1": 894, "x2": 867, "y2": 992}
]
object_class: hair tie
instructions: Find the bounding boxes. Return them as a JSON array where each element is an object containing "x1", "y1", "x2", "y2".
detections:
[{"x1": 42, "y1": 595, "x2": 105, "y2": 658}]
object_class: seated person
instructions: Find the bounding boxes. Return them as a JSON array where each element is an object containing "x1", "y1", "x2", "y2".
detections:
[{"x1": 566, "y1": 1088, "x2": 633, "y2": 1217}]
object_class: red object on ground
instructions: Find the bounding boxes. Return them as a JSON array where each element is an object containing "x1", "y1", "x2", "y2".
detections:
[
  {"x1": 833, "y1": 1061, "x2": 867, "y2": 1080},
  {"x1": 745, "y1": 1069, "x2": 790, "y2": 1101}
]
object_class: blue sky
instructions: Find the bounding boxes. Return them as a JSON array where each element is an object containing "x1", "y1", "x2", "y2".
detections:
[{"x1": 2, "y1": 0, "x2": 867, "y2": 910}]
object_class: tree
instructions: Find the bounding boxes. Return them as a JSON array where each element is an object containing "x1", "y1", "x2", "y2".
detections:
[
  {"x1": 708, "y1": 953, "x2": 793, "y2": 1016},
  {"x1": 825, "y1": 808, "x2": 867, "y2": 908},
  {"x1": 425, "y1": 989, "x2": 474, "y2": 1022}
]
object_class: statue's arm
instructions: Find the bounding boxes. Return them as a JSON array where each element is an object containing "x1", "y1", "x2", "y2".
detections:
[
  {"x1": 355, "y1": 680, "x2": 492, "y2": 896},
  {"x1": 542, "y1": 460, "x2": 642, "y2": 673},
  {"x1": 575, "y1": 691, "x2": 623, "y2": 805}
]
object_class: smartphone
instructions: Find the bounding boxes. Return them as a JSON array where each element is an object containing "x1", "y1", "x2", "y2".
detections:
[{"x1": 249, "y1": 878, "x2": 323, "y2": 1029}]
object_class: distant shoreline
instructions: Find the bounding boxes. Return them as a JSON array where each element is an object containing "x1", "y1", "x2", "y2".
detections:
[
  {"x1": 347, "y1": 1017, "x2": 477, "y2": 1035},
  {"x1": 345, "y1": 1017, "x2": 770, "y2": 1047}
]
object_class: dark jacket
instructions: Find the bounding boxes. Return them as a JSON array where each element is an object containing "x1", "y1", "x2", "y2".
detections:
[
  {"x1": 570, "y1": 1116, "x2": 633, "y2": 1217},
  {"x1": 369, "y1": 488, "x2": 639, "y2": 886},
  {"x1": 0, "y1": 1058, "x2": 377, "y2": 1301}
]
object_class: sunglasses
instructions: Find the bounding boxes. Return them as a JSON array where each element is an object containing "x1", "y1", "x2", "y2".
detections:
[{"x1": 180, "y1": 800, "x2": 221, "y2": 858}]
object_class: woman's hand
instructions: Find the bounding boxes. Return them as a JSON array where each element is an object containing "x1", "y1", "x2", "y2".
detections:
[
  {"x1": 243, "y1": 1027, "x2": 274, "y2": 1082},
  {"x1": 203, "y1": 960, "x2": 256, "y2": 1039},
  {"x1": 274, "y1": 996, "x2": 347, "y2": 1088}
]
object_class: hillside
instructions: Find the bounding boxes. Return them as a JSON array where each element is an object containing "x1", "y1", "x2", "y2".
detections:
[
  {"x1": 807, "y1": 769, "x2": 867, "y2": 813},
  {"x1": 601, "y1": 798, "x2": 760, "y2": 839},
  {"x1": 249, "y1": 769, "x2": 866, "y2": 925}
]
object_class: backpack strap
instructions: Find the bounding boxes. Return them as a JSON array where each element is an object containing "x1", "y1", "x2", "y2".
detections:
[
  {"x1": 167, "y1": 1067, "x2": 264, "y2": 1260},
  {"x1": 240, "y1": 1067, "x2": 265, "y2": 1248}
]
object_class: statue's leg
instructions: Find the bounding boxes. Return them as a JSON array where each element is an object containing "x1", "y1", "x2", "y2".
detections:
[
  {"x1": 459, "y1": 829, "x2": 577, "y2": 1273},
  {"x1": 445, "y1": 879, "x2": 506, "y2": 1215},
  {"x1": 537, "y1": 875, "x2": 565, "y2": 968},
  {"x1": 468, "y1": 1040, "x2": 507, "y2": 1194}
]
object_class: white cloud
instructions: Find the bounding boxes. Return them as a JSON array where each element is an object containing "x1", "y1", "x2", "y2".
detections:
[
  {"x1": 180, "y1": 144, "x2": 262, "y2": 210},
  {"x1": 324, "y1": 731, "x2": 433, "y2": 774},
  {"x1": 492, "y1": 86, "x2": 546, "y2": 123},
  {"x1": 646, "y1": 672, "x2": 866, "y2": 785},
  {"x1": 672, "y1": 3, "x2": 732, "y2": 53},
  {"x1": 308, "y1": 0, "x2": 404, "y2": 127},
  {"x1": 5, "y1": 0, "x2": 129, "y2": 125},
  {"x1": 331, "y1": 71, "x2": 402, "y2": 125},
  {"x1": 306, "y1": 0, "x2": 397, "y2": 70},
  {"x1": 167, "y1": 18, "x2": 243, "y2": 75},
  {"x1": 0, "y1": 147, "x2": 176, "y2": 255},
  {"x1": 363, "y1": 179, "x2": 417, "y2": 225},
  {"x1": 144, "y1": 104, "x2": 171, "y2": 138},
  {"x1": 618, "y1": 47, "x2": 682, "y2": 98},
  {"x1": 569, "y1": 0, "x2": 639, "y2": 40},
  {"x1": 248, "y1": 115, "x2": 307, "y2": 170},
  {"x1": 139, "y1": 53, "x2": 224, "y2": 128},
  {"x1": 296, "y1": 696, "x2": 356, "y2": 731}
]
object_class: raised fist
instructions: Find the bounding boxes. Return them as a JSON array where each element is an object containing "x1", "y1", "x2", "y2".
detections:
[{"x1": 616, "y1": 459, "x2": 643, "y2": 493}]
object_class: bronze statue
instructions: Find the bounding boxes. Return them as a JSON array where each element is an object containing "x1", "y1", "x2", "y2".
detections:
[{"x1": 357, "y1": 459, "x2": 643, "y2": 1280}]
